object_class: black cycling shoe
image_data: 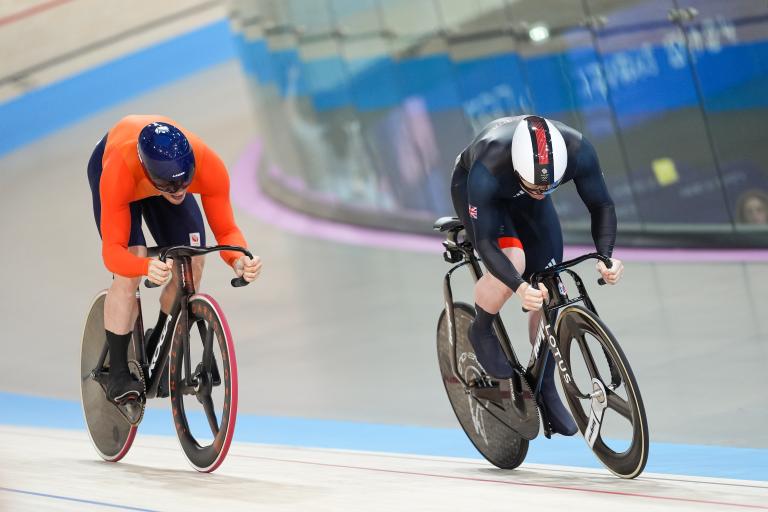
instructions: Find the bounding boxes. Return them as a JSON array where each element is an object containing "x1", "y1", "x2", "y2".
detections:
[
  {"x1": 467, "y1": 322, "x2": 514, "y2": 379},
  {"x1": 107, "y1": 371, "x2": 145, "y2": 404},
  {"x1": 540, "y1": 359, "x2": 578, "y2": 436}
]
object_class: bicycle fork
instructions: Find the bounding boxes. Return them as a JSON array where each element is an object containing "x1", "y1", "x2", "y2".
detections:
[
  {"x1": 535, "y1": 340, "x2": 608, "y2": 447},
  {"x1": 524, "y1": 277, "x2": 578, "y2": 438}
]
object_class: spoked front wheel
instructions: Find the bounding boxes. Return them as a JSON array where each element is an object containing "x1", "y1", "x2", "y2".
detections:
[
  {"x1": 555, "y1": 305, "x2": 649, "y2": 479},
  {"x1": 170, "y1": 294, "x2": 238, "y2": 473},
  {"x1": 436, "y1": 302, "x2": 533, "y2": 469}
]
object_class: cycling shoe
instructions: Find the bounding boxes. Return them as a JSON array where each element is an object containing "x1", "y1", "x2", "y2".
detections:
[
  {"x1": 107, "y1": 371, "x2": 144, "y2": 404},
  {"x1": 467, "y1": 321, "x2": 514, "y2": 379},
  {"x1": 540, "y1": 358, "x2": 578, "y2": 436}
]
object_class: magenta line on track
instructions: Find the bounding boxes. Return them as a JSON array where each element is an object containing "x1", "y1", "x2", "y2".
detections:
[{"x1": 0, "y1": 0, "x2": 74, "y2": 27}]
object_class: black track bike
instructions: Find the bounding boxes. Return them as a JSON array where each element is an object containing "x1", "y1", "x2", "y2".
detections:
[
  {"x1": 434, "y1": 217, "x2": 648, "y2": 479},
  {"x1": 80, "y1": 244, "x2": 251, "y2": 472}
]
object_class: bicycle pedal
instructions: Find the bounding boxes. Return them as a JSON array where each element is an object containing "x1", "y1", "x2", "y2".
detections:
[
  {"x1": 116, "y1": 397, "x2": 145, "y2": 426},
  {"x1": 469, "y1": 378, "x2": 512, "y2": 406},
  {"x1": 111, "y1": 391, "x2": 142, "y2": 405},
  {"x1": 468, "y1": 376, "x2": 496, "y2": 389}
]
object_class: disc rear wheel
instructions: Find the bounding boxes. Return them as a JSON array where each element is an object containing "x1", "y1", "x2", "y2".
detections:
[
  {"x1": 80, "y1": 291, "x2": 141, "y2": 462},
  {"x1": 436, "y1": 302, "x2": 533, "y2": 469}
]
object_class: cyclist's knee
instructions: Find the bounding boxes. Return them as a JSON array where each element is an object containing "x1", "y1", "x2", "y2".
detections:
[
  {"x1": 110, "y1": 274, "x2": 141, "y2": 297},
  {"x1": 183, "y1": 255, "x2": 206, "y2": 288},
  {"x1": 107, "y1": 246, "x2": 145, "y2": 298},
  {"x1": 494, "y1": 280, "x2": 514, "y2": 301},
  {"x1": 477, "y1": 274, "x2": 514, "y2": 302},
  {"x1": 163, "y1": 255, "x2": 205, "y2": 291},
  {"x1": 192, "y1": 255, "x2": 205, "y2": 278},
  {"x1": 503, "y1": 247, "x2": 526, "y2": 276}
]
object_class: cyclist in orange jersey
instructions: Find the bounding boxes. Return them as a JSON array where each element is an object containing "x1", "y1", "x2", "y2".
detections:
[{"x1": 87, "y1": 115, "x2": 262, "y2": 403}]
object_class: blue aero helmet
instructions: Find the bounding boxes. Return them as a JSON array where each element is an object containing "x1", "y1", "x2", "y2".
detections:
[{"x1": 137, "y1": 122, "x2": 196, "y2": 193}]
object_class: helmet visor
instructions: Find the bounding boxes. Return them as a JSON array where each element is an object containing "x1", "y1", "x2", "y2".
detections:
[
  {"x1": 519, "y1": 175, "x2": 557, "y2": 196},
  {"x1": 151, "y1": 176, "x2": 193, "y2": 194},
  {"x1": 138, "y1": 150, "x2": 195, "y2": 193}
]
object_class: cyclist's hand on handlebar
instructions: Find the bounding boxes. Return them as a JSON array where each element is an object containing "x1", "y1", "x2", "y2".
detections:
[
  {"x1": 597, "y1": 257, "x2": 624, "y2": 285},
  {"x1": 516, "y1": 282, "x2": 549, "y2": 311},
  {"x1": 234, "y1": 255, "x2": 262, "y2": 283},
  {"x1": 147, "y1": 258, "x2": 174, "y2": 286}
]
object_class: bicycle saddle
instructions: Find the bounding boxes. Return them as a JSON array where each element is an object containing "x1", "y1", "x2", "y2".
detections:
[{"x1": 433, "y1": 216, "x2": 464, "y2": 232}]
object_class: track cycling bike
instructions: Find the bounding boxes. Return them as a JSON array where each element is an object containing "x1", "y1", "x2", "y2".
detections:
[
  {"x1": 434, "y1": 217, "x2": 648, "y2": 479},
  {"x1": 80, "y1": 244, "x2": 251, "y2": 473}
]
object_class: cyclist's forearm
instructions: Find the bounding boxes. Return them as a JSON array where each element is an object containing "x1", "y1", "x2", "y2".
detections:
[
  {"x1": 103, "y1": 244, "x2": 151, "y2": 277},
  {"x1": 573, "y1": 137, "x2": 616, "y2": 256},
  {"x1": 589, "y1": 203, "x2": 616, "y2": 257},
  {"x1": 201, "y1": 192, "x2": 247, "y2": 266},
  {"x1": 213, "y1": 229, "x2": 247, "y2": 267}
]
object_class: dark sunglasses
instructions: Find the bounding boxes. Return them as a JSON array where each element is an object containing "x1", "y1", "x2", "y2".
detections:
[
  {"x1": 519, "y1": 177, "x2": 556, "y2": 196},
  {"x1": 153, "y1": 179, "x2": 191, "y2": 194}
]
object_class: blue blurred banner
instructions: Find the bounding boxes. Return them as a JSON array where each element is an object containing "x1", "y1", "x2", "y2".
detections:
[
  {"x1": 232, "y1": 1, "x2": 768, "y2": 241},
  {"x1": 233, "y1": 36, "x2": 768, "y2": 118}
]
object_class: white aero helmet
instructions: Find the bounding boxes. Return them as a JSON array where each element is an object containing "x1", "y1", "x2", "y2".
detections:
[{"x1": 511, "y1": 115, "x2": 567, "y2": 196}]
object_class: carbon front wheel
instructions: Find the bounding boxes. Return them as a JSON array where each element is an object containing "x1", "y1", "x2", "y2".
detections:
[
  {"x1": 80, "y1": 291, "x2": 139, "y2": 462},
  {"x1": 555, "y1": 305, "x2": 649, "y2": 479},
  {"x1": 170, "y1": 294, "x2": 238, "y2": 473},
  {"x1": 436, "y1": 302, "x2": 530, "y2": 469}
]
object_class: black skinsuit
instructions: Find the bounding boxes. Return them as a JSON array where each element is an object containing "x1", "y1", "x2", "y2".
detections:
[
  {"x1": 451, "y1": 116, "x2": 618, "y2": 435},
  {"x1": 451, "y1": 116, "x2": 617, "y2": 289}
]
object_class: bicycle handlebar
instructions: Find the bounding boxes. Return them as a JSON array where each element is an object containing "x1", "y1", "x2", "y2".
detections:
[
  {"x1": 522, "y1": 253, "x2": 612, "y2": 313},
  {"x1": 532, "y1": 252, "x2": 612, "y2": 280},
  {"x1": 144, "y1": 245, "x2": 254, "y2": 289}
]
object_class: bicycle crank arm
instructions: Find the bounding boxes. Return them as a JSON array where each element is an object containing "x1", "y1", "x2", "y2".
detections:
[
  {"x1": 584, "y1": 378, "x2": 609, "y2": 448},
  {"x1": 178, "y1": 383, "x2": 199, "y2": 396}
]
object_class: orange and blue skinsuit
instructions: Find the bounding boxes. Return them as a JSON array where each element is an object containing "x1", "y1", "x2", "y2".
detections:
[{"x1": 87, "y1": 114, "x2": 247, "y2": 276}]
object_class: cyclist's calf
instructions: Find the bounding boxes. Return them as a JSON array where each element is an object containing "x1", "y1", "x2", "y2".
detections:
[{"x1": 104, "y1": 246, "x2": 146, "y2": 334}]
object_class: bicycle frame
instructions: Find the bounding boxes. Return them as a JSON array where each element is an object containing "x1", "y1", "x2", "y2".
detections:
[
  {"x1": 441, "y1": 228, "x2": 522, "y2": 380},
  {"x1": 91, "y1": 256, "x2": 193, "y2": 398},
  {"x1": 93, "y1": 244, "x2": 252, "y2": 399},
  {"x1": 143, "y1": 254, "x2": 195, "y2": 398},
  {"x1": 440, "y1": 226, "x2": 607, "y2": 410}
]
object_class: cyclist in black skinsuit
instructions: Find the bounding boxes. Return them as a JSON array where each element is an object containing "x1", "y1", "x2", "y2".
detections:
[{"x1": 451, "y1": 115, "x2": 624, "y2": 436}]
